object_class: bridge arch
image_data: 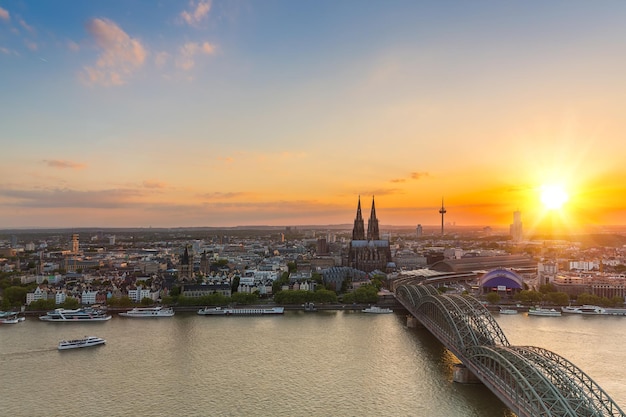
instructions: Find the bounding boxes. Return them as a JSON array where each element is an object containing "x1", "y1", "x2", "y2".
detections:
[
  {"x1": 395, "y1": 283, "x2": 625, "y2": 417},
  {"x1": 397, "y1": 284, "x2": 509, "y2": 352}
]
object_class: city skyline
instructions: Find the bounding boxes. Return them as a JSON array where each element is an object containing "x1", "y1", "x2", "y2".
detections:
[{"x1": 2, "y1": 1, "x2": 626, "y2": 230}]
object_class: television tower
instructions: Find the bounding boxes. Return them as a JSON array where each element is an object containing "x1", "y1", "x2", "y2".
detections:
[{"x1": 439, "y1": 198, "x2": 446, "y2": 236}]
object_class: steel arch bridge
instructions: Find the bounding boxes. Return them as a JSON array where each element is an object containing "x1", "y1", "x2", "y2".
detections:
[{"x1": 396, "y1": 283, "x2": 625, "y2": 417}]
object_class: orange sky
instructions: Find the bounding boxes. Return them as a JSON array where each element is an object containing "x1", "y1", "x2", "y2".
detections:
[{"x1": 1, "y1": 2, "x2": 625, "y2": 229}]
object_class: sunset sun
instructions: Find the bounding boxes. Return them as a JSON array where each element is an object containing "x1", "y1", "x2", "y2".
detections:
[{"x1": 540, "y1": 184, "x2": 569, "y2": 210}]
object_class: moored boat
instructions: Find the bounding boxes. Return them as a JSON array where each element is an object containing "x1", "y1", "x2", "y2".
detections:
[
  {"x1": 561, "y1": 305, "x2": 606, "y2": 315},
  {"x1": 362, "y1": 306, "x2": 393, "y2": 314},
  {"x1": 197, "y1": 306, "x2": 284, "y2": 316},
  {"x1": 604, "y1": 308, "x2": 626, "y2": 316},
  {"x1": 0, "y1": 311, "x2": 26, "y2": 324},
  {"x1": 118, "y1": 306, "x2": 174, "y2": 318},
  {"x1": 39, "y1": 308, "x2": 112, "y2": 322},
  {"x1": 58, "y1": 336, "x2": 106, "y2": 350},
  {"x1": 499, "y1": 308, "x2": 518, "y2": 315},
  {"x1": 528, "y1": 307, "x2": 561, "y2": 317}
]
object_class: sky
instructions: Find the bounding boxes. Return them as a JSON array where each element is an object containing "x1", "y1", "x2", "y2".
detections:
[{"x1": 1, "y1": 1, "x2": 626, "y2": 231}]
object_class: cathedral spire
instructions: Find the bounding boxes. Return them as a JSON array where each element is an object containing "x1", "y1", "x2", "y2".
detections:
[
  {"x1": 352, "y1": 196, "x2": 365, "y2": 240},
  {"x1": 367, "y1": 195, "x2": 380, "y2": 240}
]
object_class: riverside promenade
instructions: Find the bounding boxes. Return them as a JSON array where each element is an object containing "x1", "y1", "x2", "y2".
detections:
[{"x1": 22, "y1": 300, "x2": 406, "y2": 316}]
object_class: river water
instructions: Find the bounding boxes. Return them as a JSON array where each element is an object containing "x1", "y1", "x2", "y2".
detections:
[{"x1": 1, "y1": 310, "x2": 625, "y2": 417}]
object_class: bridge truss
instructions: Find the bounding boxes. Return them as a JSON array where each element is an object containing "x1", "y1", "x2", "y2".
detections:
[{"x1": 396, "y1": 284, "x2": 625, "y2": 417}]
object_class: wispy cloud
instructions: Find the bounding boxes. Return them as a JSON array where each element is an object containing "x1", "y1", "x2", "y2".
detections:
[
  {"x1": 176, "y1": 41, "x2": 216, "y2": 70},
  {"x1": 198, "y1": 191, "x2": 251, "y2": 200},
  {"x1": 0, "y1": 7, "x2": 9, "y2": 22},
  {"x1": 411, "y1": 171, "x2": 429, "y2": 180},
  {"x1": 0, "y1": 46, "x2": 16, "y2": 55},
  {"x1": 24, "y1": 40, "x2": 38, "y2": 51},
  {"x1": 67, "y1": 40, "x2": 80, "y2": 52},
  {"x1": 217, "y1": 156, "x2": 234, "y2": 163},
  {"x1": 42, "y1": 159, "x2": 86, "y2": 169},
  {"x1": 142, "y1": 180, "x2": 166, "y2": 189},
  {"x1": 154, "y1": 51, "x2": 170, "y2": 68},
  {"x1": 18, "y1": 17, "x2": 34, "y2": 33},
  {"x1": 0, "y1": 188, "x2": 142, "y2": 209},
  {"x1": 82, "y1": 18, "x2": 147, "y2": 86},
  {"x1": 390, "y1": 171, "x2": 429, "y2": 183},
  {"x1": 180, "y1": 1, "x2": 212, "y2": 27}
]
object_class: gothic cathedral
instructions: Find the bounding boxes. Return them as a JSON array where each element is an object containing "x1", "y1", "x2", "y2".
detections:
[{"x1": 346, "y1": 196, "x2": 393, "y2": 273}]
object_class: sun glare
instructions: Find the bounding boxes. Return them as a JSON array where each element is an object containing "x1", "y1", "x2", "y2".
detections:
[{"x1": 540, "y1": 184, "x2": 569, "y2": 210}]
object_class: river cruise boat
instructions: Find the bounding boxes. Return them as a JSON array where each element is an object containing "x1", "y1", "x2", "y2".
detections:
[
  {"x1": 561, "y1": 305, "x2": 606, "y2": 315},
  {"x1": 0, "y1": 311, "x2": 26, "y2": 324},
  {"x1": 362, "y1": 306, "x2": 393, "y2": 314},
  {"x1": 528, "y1": 307, "x2": 561, "y2": 317},
  {"x1": 58, "y1": 336, "x2": 106, "y2": 350},
  {"x1": 118, "y1": 306, "x2": 174, "y2": 318},
  {"x1": 499, "y1": 308, "x2": 518, "y2": 315},
  {"x1": 39, "y1": 308, "x2": 112, "y2": 322},
  {"x1": 197, "y1": 306, "x2": 284, "y2": 316}
]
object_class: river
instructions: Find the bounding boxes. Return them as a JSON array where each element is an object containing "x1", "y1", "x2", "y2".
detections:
[{"x1": 1, "y1": 309, "x2": 625, "y2": 417}]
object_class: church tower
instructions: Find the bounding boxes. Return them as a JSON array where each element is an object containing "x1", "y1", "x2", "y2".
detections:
[
  {"x1": 367, "y1": 196, "x2": 380, "y2": 240},
  {"x1": 179, "y1": 246, "x2": 194, "y2": 282},
  {"x1": 352, "y1": 196, "x2": 365, "y2": 240}
]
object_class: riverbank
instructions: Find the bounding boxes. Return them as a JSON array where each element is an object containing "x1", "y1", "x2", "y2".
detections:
[{"x1": 21, "y1": 301, "x2": 407, "y2": 316}]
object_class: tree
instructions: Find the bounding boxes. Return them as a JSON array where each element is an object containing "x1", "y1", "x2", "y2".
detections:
[
  {"x1": 485, "y1": 292, "x2": 500, "y2": 304},
  {"x1": 610, "y1": 296, "x2": 624, "y2": 307},
  {"x1": 576, "y1": 293, "x2": 601, "y2": 306},
  {"x1": 118, "y1": 296, "x2": 133, "y2": 307},
  {"x1": 26, "y1": 298, "x2": 56, "y2": 311},
  {"x1": 61, "y1": 298, "x2": 80, "y2": 309},
  {"x1": 514, "y1": 290, "x2": 542, "y2": 304},
  {"x1": 539, "y1": 283, "x2": 556, "y2": 294},
  {"x1": 231, "y1": 292, "x2": 258, "y2": 305},
  {"x1": 311, "y1": 272, "x2": 323, "y2": 285},
  {"x1": 272, "y1": 272, "x2": 289, "y2": 294},
  {"x1": 351, "y1": 284, "x2": 378, "y2": 303},
  {"x1": 231, "y1": 276, "x2": 240, "y2": 293},
  {"x1": 314, "y1": 289, "x2": 337, "y2": 303},
  {"x1": 545, "y1": 292, "x2": 569, "y2": 306},
  {"x1": 140, "y1": 297, "x2": 154, "y2": 306},
  {"x1": 274, "y1": 290, "x2": 310, "y2": 304},
  {"x1": 3, "y1": 286, "x2": 28, "y2": 306}
]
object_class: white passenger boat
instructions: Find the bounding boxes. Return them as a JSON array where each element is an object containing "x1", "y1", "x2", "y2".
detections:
[
  {"x1": 561, "y1": 305, "x2": 606, "y2": 315},
  {"x1": 118, "y1": 306, "x2": 174, "y2": 318},
  {"x1": 499, "y1": 308, "x2": 518, "y2": 315},
  {"x1": 197, "y1": 306, "x2": 284, "y2": 316},
  {"x1": 604, "y1": 308, "x2": 626, "y2": 316},
  {"x1": 362, "y1": 306, "x2": 393, "y2": 314},
  {"x1": 39, "y1": 308, "x2": 112, "y2": 322},
  {"x1": 58, "y1": 336, "x2": 106, "y2": 350},
  {"x1": 528, "y1": 307, "x2": 561, "y2": 317},
  {"x1": 0, "y1": 311, "x2": 25, "y2": 324}
]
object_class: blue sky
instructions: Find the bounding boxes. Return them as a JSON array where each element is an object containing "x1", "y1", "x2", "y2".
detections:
[{"x1": 2, "y1": 1, "x2": 626, "y2": 229}]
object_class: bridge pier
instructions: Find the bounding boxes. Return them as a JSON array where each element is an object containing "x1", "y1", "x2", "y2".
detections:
[
  {"x1": 452, "y1": 364, "x2": 481, "y2": 384},
  {"x1": 406, "y1": 315, "x2": 423, "y2": 328}
]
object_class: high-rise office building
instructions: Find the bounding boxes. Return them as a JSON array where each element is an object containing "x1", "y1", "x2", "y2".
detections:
[{"x1": 510, "y1": 210, "x2": 523, "y2": 242}]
